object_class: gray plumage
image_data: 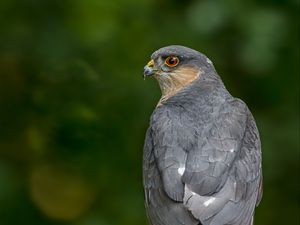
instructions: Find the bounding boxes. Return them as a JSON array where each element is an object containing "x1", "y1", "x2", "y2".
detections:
[{"x1": 143, "y1": 46, "x2": 262, "y2": 225}]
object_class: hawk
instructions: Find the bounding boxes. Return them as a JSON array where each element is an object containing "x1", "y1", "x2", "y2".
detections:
[{"x1": 143, "y1": 45, "x2": 262, "y2": 225}]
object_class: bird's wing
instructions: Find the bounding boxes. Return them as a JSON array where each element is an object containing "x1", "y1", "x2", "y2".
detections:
[
  {"x1": 149, "y1": 106, "x2": 191, "y2": 201},
  {"x1": 182, "y1": 99, "x2": 262, "y2": 224},
  {"x1": 182, "y1": 99, "x2": 248, "y2": 196},
  {"x1": 150, "y1": 99, "x2": 262, "y2": 224},
  {"x1": 144, "y1": 119, "x2": 200, "y2": 225}
]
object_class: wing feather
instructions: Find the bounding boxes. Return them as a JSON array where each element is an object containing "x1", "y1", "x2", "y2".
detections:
[{"x1": 145, "y1": 97, "x2": 262, "y2": 225}]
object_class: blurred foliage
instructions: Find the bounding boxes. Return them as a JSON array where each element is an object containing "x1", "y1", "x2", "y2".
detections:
[{"x1": 0, "y1": 0, "x2": 299, "y2": 225}]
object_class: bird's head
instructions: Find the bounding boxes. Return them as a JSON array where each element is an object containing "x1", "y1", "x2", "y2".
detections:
[{"x1": 143, "y1": 45, "x2": 214, "y2": 99}]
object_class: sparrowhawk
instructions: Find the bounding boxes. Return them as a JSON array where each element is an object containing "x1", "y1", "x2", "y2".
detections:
[{"x1": 143, "y1": 45, "x2": 262, "y2": 225}]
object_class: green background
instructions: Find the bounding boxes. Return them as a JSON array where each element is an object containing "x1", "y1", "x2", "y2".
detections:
[{"x1": 0, "y1": 0, "x2": 299, "y2": 225}]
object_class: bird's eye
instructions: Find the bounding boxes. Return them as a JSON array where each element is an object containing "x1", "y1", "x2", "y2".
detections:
[{"x1": 165, "y1": 56, "x2": 179, "y2": 67}]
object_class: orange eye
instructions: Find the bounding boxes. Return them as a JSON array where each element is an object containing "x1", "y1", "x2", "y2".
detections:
[{"x1": 165, "y1": 56, "x2": 179, "y2": 67}]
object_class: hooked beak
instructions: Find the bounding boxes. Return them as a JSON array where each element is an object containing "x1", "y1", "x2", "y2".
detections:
[{"x1": 143, "y1": 59, "x2": 158, "y2": 79}]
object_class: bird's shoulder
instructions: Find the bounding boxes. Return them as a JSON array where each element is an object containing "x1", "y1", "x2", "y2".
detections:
[
  {"x1": 150, "y1": 103, "x2": 178, "y2": 124},
  {"x1": 150, "y1": 95, "x2": 250, "y2": 128}
]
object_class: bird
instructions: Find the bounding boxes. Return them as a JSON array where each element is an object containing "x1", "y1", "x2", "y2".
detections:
[{"x1": 142, "y1": 45, "x2": 262, "y2": 225}]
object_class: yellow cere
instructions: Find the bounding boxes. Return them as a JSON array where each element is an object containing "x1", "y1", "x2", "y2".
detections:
[{"x1": 147, "y1": 59, "x2": 154, "y2": 67}]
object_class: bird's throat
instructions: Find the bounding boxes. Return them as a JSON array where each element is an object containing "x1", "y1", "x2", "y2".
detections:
[{"x1": 156, "y1": 67, "x2": 201, "y2": 104}]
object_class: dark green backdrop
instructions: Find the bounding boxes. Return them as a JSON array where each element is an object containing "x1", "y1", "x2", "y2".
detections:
[{"x1": 0, "y1": 0, "x2": 299, "y2": 225}]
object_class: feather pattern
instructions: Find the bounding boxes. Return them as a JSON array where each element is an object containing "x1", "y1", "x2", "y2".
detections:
[{"x1": 143, "y1": 69, "x2": 262, "y2": 225}]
